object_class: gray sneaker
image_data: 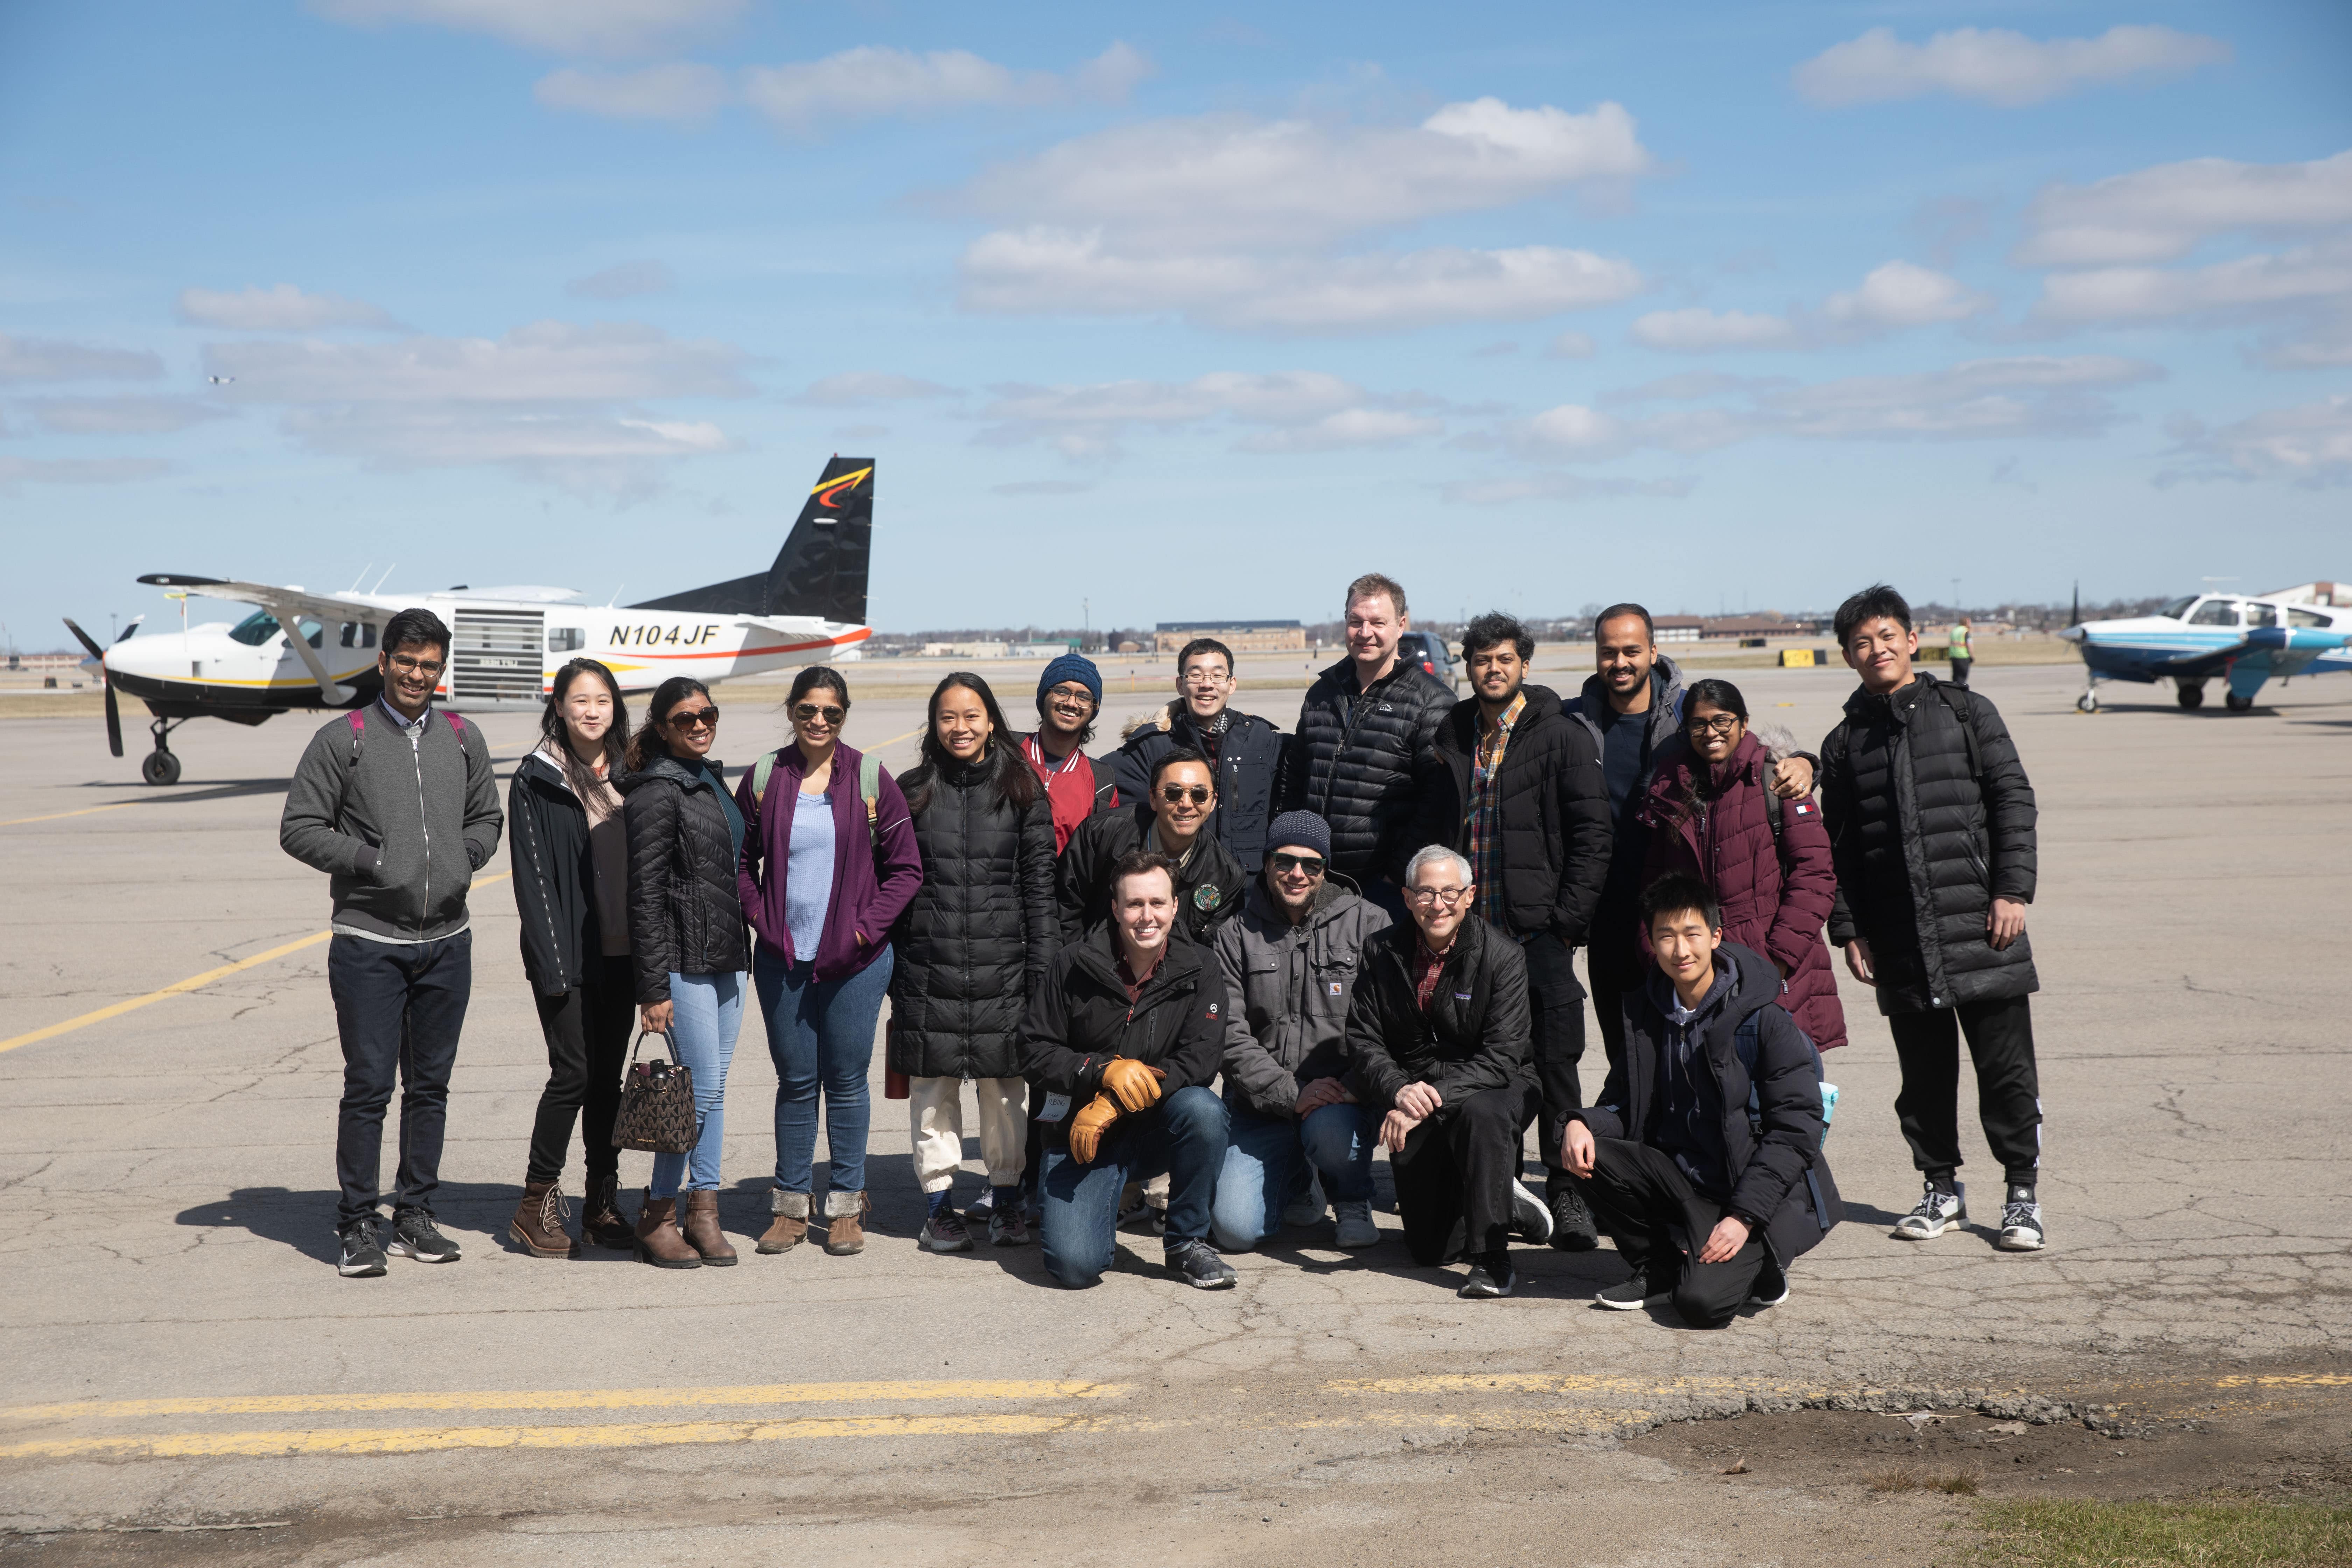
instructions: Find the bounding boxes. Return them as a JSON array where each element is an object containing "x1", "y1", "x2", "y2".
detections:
[
  {"x1": 1281, "y1": 1170, "x2": 1328, "y2": 1229},
  {"x1": 920, "y1": 1208, "x2": 974, "y2": 1254},
  {"x1": 1332, "y1": 1200, "x2": 1379, "y2": 1249},
  {"x1": 1894, "y1": 1182, "x2": 1965, "y2": 1240}
]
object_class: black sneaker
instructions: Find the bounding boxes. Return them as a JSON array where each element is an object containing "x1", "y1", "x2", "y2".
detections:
[
  {"x1": 1997, "y1": 1186, "x2": 2046, "y2": 1252},
  {"x1": 1458, "y1": 1251, "x2": 1516, "y2": 1299},
  {"x1": 386, "y1": 1210, "x2": 461, "y2": 1264},
  {"x1": 336, "y1": 1216, "x2": 386, "y2": 1278},
  {"x1": 1547, "y1": 1181, "x2": 1600, "y2": 1253},
  {"x1": 1166, "y1": 1238, "x2": 1236, "y2": 1290},
  {"x1": 1595, "y1": 1274, "x2": 1665, "y2": 1311},
  {"x1": 1507, "y1": 1179, "x2": 1554, "y2": 1245},
  {"x1": 1746, "y1": 1253, "x2": 1789, "y2": 1308}
]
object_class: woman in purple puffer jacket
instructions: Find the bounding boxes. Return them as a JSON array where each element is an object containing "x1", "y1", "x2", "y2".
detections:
[{"x1": 1638, "y1": 678, "x2": 1848, "y2": 1052}]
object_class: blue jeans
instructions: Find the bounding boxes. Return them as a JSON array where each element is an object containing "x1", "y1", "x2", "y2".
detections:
[
  {"x1": 1038, "y1": 1085, "x2": 1227, "y2": 1289},
  {"x1": 649, "y1": 971, "x2": 744, "y2": 1198},
  {"x1": 1211, "y1": 1099, "x2": 1378, "y2": 1252},
  {"x1": 755, "y1": 945, "x2": 894, "y2": 1196}
]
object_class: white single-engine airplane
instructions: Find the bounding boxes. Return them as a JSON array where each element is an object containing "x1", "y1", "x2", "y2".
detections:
[
  {"x1": 65, "y1": 456, "x2": 875, "y2": 784},
  {"x1": 2060, "y1": 579, "x2": 2352, "y2": 713}
]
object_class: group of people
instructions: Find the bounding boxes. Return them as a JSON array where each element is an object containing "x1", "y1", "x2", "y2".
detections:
[{"x1": 281, "y1": 572, "x2": 2049, "y2": 1329}]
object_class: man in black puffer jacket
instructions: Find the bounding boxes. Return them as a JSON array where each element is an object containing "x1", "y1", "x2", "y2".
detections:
[
  {"x1": 1284, "y1": 572, "x2": 1452, "y2": 921},
  {"x1": 1111, "y1": 637, "x2": 1286, "y2": 873},
  {"x1": 1060, "y1": 750, "x2": 1244, "y2": 947},
  {"x1": 1822, "y1": 583, "x2": 2045, "y2": 1254}
]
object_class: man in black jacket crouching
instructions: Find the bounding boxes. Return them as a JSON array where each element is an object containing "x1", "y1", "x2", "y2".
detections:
[
  {"x1": 1347, "y1": 844, "x2": 1550, "y2": 1299},
  {"x1": 1023, "y1": 851, "x2": 1237, "y2": 1291},
  {"x1": 1564, "y1": 873, "x2": 1842, "y2": 1328}
]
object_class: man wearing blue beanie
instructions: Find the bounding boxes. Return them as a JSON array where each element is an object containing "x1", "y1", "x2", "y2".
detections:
[{"x1": 1017, "y1": 652, "x2": 1117, "y2": 855}]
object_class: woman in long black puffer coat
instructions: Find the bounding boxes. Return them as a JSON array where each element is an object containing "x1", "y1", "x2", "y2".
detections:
[{"x1": 887, "y1": 672, "x2": 1058, "y2": 1253}]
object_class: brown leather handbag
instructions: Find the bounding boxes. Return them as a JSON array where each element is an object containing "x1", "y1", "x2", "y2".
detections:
[{"x1": 612, "y1": 1029, "x2": 698, "y2": 1153}]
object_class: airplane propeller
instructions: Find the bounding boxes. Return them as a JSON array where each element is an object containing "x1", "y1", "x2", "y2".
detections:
[{"x1": 60, "y1": 617, "x2": 124, "y2": 758}]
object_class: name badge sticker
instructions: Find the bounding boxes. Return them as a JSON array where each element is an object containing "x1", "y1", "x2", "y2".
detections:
[{"x1": 1039, "y1": 1091, "x2": 1072, "y2": 1124}]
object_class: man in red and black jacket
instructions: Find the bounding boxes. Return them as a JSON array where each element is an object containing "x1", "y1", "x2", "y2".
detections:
[
  {"x1": 1016, "y1": 652, "x2": 1119, "y2": 855},
  {"x1": 1022, "y1": 850, "x2": 1235, "y2": 1291}
]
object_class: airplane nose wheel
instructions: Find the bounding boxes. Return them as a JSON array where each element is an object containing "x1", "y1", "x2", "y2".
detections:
[
  {"x1": 2076, "y1": 689, "x2": 2099, "y2": 713},
  {"x1": 2224, "y1": 692, "x2": 2254, "y2": 713},
  {"x1": 141, "y1": 718, "x2": 184, "y2": 786}
]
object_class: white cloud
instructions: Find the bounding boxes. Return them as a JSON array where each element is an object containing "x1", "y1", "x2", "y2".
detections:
[
  {"x1": 309, "y1": 0, "x2": 743, "y2": 58},
  {"x1": 29, "y1": 398, "x2": 228, "y2": 435},
  {"x1": 1543, "y1": 331, "x2": 1597, "y2": 360},
  {"x1": 1236, "y1": 408, "x2": 1443, "y2": 453},
  {"x1": 566, "y1": 259, "x2": 676, "y2": 299},
  {"x1": 2017, "y1": 149, "x2": 2352, "y2": 266},
  {"x1": 797, "y1": 372, "x2": 956, "y2": 406},
  {"x1": 536, "y1": 63, "x2": 729, "y2": 122},
  {"x1": 0, "y1": 333, "x2": 163, "y2": 383},
  {"x1": 2035, "y1": 240, "x2": 2352, "y2": 323},
  {"x1": 744, "y1": 42, "x2": 1149, "y2": 132},
  {"x1": 177, "y1": 284, "x2": 400, "y2": 331},
  {"x1": 974, "y1": 370, "x2": 1443, "y2": 459},
  {"x1": 0, "y1": 457, "x2": 172, "y2": 486},
  {"x1": 2164, "y1": 395, "x2": 2352, "y2": 487},
  {"x1": 1630, "y1": 308, "x2": 1797, "y2": 351},
  {"x1": 1631, "y1": 260, "x2": 1987, "y2": 351},
  {"x1": 1821, "y1": 260, "x2": 1988, "y2": 328},
  {"x1": 1443, "y1": 473, "x2": 1692, "y2": 506},
  {"x1": 1794, "y1": 24, "x2": 2229, "y2": 108}
]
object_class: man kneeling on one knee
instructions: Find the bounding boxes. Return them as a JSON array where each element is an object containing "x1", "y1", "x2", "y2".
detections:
[
  {"x1": 1022, "y1": 850, "x2": 1237, "y2": 1290},
  {"x1": 1564, "y1": 873, "x2": 1843, "y2": 1327}
]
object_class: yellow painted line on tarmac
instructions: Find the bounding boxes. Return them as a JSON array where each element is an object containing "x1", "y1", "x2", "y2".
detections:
[
  {"x1": 0, "y1": 800, "x2": 145, "y2": 828},
  {"x1": 0, "y1": 874, "x2": 511, "y2": 1057},
  {"x1": 2214, "y1": 1373, "x2": 2352, "y2": 1388},
  {"x1": 0, "y1": 1379, "x2": 1129, "y2": 1424},
  {"x1": 1324, "y1": 1373, "x2": 1819, "y2": 1399}
]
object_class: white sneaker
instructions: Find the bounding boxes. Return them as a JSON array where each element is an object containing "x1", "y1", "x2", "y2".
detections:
[
  {"x1": 1996, "y1": 1187, "x2": 2045, "y2": 1251},
  {"x1": 1282, "y1": 1169, "x2": 1328, "y2": 1229},
  {"x1": 1894, "y1": 1182, "x2": 1965, "y2": 1240},
  {"x1": 1332, "y1": 1200, "x2": 1379, "y2": 1249},
  {"x1": 1507, "y1": 1179, "x2": 1554, "y2": 1245}
]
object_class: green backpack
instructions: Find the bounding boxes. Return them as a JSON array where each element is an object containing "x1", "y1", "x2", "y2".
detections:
[{"x1": 751, "y1": 749, "x2": 883, "y2": 857}]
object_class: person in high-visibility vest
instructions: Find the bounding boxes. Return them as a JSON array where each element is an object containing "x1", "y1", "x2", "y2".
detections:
[{"x1": 1947, "y1": 617, "x2": 1973, "y2": 688}]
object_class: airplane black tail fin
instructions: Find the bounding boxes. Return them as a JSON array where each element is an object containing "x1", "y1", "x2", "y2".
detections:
[{"x1": 629, "y1": 457, "x2": 874, "y2": 624}]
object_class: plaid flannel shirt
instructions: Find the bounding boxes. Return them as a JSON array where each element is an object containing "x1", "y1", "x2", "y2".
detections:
[{"x1": 1463, "y1": 691, "x2": 1526, "y2": 925}]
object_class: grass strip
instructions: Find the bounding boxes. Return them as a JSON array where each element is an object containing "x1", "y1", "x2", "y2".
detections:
[{"x1": 1971, "y1": 1498, "x2": 2352, "y2": 1566}]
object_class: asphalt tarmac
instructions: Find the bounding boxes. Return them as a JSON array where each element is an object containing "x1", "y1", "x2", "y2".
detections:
[{"x1": 1, "y1": 660, "x2": 2346, "y2": 1564}]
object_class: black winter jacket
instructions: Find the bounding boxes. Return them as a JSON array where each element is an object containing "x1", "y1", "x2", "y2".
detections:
[
  {"x1": 1572, "y1": 942, "x2": 1843, "y2": 1265},
  {"x1": 1285, "y1": 656, "x2": 1453, "y2": 884},
  {"x1": 508, "y1": 749, "x2": 627, "y2": 995},
  {"x1": 1019, "y1": 927, "x2": 1230, "y2": 1149},
  {"x1": 1422, "y1": 684, "x2": 1615, "y2": 943},
  {"x1": 1058, "y1": 802, "x2": 1246, "y2": 947},
  {"x1": 1820, "y1": 673, "x2": 2038, "y2": 1015},
  {"x1": 1110, "y1": 705, "x2": 1286, "y2": 872},
  {"x1": 623, "y1": 754, "x2": 749, "y2": 1004},
  {"x1": 1345, "y1": 914, "x2": 1533, "y2": 1112},
  {"x1": 887, "y1": 754, "x2": 1059, "y2": 1081}
]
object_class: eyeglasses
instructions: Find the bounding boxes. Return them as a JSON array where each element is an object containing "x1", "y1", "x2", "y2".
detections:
[
  {"x1": 794, "y1": 703, "x2": 846, "y2": 724},
  {"x1": 1045, "y1": 684, "x2": 1096, "y2": 708},
  {"x1": 388, "y1": 654, "x2": 445, "y2": 677},
  {"x1": 1685, "y1": 714, "x2": 1741, "y2": 738},
  {"x1": 1158, "y1": 784, "x2": 1212, "y2": 806},
  {"x1": 1405, "y1": 887, "x2": 1470, "y2": 908},
  {"x1": 668, "y1": 707, "x2": 719, "y2": 730},
  {"x1": 1268, "y1": 852, "x2": 1326, "y2": 877}
]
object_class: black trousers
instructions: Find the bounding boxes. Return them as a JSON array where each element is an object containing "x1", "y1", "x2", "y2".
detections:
[
  {"x1": 1948, "y1": 656, "x2": 1972, "y2": 688},
  {"x1": 1887, "y1": 993, "x2": 2041, "y2": 1187},
  {"x1": 1587, "y1": 1138, "x2": 1769, "y2": 1329},
  {"x1": 526, "y1": 954, "x2": 636, "y2": 1186},
  {"x1": 1391, "y1": 1080, "x2": 1541, "y2": 1266},
  {"x1": 1589, "y1": 961, "x2": 1631, "y2": 1087},
  {"x1": 328, "y1": 931, "x2": 472, "y2": 1227},
  {"x1": 1521, "y1": 931, "x2": 1589, "y2": 1180}
]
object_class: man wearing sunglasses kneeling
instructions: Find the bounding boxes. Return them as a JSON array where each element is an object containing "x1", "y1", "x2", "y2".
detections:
[
  {"x1": 1209, "y1": 811, "x2": 1392, "y2": 1252},
  {"x1": 1024, "y1": 852, "x2": 1236, "y2": 1290},
  {"x1": 1058, "y1": 749, "x2": 1244, "y2": 948}
]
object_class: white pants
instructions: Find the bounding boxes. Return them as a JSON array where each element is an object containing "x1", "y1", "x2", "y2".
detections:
[{"x1": 909, "y1": 1076, "x2": 1028, "y2": 1192}]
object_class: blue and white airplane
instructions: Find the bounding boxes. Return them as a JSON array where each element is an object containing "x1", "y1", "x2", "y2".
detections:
[{"x1": 2061, "y1": 581, "x2": 2352, "y2": 713}]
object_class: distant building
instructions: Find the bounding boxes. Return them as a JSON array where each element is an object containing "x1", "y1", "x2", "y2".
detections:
[
  {"x1": 1699, "y1": 615, "x2": 1805, "y2": 640},
  {"x1": 1153, "y1": 619, "x2": 1306, "y2": 653},
  {"x1": 1651, "y1": 616, "x2": 1703, "y2": 643},
  {"x1": 920, "y1": 639, "x2": 1079, "y2": 659}
]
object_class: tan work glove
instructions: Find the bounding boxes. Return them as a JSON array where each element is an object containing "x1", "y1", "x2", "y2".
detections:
[
  {"x1": 1099, "y1": 1058, "x2": 1167, "y2": 1114},
  {"x1": 1067, "y1": 1094, "x2": 1121, "y2": 1164}
]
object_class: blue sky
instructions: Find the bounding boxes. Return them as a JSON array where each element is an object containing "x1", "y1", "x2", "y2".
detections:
[{"x1": 3, "y1": 0, "x2": 2348, "y2": 645}]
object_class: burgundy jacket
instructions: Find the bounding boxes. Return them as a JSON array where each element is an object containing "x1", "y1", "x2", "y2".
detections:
[
  {"x1": 735, "y1": 741, "x2": 923, "y2": 982},
  {"x1": 1638, "y1": 730, "x2": 1848, "y2": 1051}
]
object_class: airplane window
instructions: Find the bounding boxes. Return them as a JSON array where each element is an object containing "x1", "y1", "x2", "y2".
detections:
[
  {"x1": 548, "y1": 628, "x2": 585, "y2": 652},
  {"x1": 299, "y1": 618, "x2": 326, "y2": 648},
  {"x1": 2245, "y1": 603, "x2": 2277, "y2": 628},
  {"x1": 2187, "y1": 600, "x2": 2240, "y2": 626},
  {"x1": 339, "y1": 622, "x2": 359, "y2": 648},
  {"x1": 2288, "y1": 607, "x2": 2332, "y2": 628},
  {"x1": 2156, "y1": 596, "x2": 2196, "y2": 621},
  {"x1": 228, "y1": 611, "x2": 281, "y2": 646}
]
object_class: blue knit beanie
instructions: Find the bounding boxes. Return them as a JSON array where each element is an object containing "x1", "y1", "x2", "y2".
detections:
[
  {"x1": 1265, "y1": 810, "x2": 1332, "y2": 862},
  {"x1": 1037, "y1": 652, "x2": 1102, "y2": 707}
]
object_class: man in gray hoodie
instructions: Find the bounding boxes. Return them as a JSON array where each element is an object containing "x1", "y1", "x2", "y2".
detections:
[{"x1": 280, "y1": 607, "x2": 502, "y2": 1278}]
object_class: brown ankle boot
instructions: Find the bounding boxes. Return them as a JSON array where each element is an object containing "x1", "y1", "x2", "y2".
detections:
[
  {"x1": 757, "y1": 1189, "x2": 810, "y2": 1254},
  {"x1": 581, "y1": 1174, "x2": 635, "y2": 1251},
  {"x1": 634, "y1": 1192, "x2": 702, "y2": 1269},
  {"x1": 822, "y1": 1190, "x2": 869, "y2": 1256},
  {"x1": 509, "y1": 1178, "x2": 575, "y2": 1258},
  {"x1": 680, "y1": 1191, "x2": 738, "y2": 1266}
]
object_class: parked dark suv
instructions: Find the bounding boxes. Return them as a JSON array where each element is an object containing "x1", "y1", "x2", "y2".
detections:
[{"x1": 1396, "y1": 631, "x2": 1458, "y2": 691}]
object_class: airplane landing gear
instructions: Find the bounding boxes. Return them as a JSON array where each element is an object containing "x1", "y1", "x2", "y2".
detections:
[
  {"x1": 2176, "y1": 680, "x2": 2206, "y2": 710},
  {"x1": 2076, "y1": 687, "x2": 2099, "y2": 713},
  {"x1": 141, "y1": 717, "x2": 184, "y2": 786},
  {"x1": 2224, "y1": 692, "x2": 2255, "y2": 713}
]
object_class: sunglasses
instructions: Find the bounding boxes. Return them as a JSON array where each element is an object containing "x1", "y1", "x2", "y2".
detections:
[
  {"x1": 794, "y1": 703, "x2": 847, "y2": 724},
  {"x1": 1158, "y1": 784, "x2": 1212, "y2": 806},
  {"x1": 668, "y1": 707, "x2": 719, "y2": 730},
  {"x1": 1269, "y1": 852, "x2": 1326, "y2": 877}
]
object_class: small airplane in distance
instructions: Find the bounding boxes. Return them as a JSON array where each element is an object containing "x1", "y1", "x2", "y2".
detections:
[
  {"x1": 64, "y1": 456, "x2": 876, "y2": 784},
  {"x1": 2060, "y1": 579, "x2": 2352, "y2": 713}
]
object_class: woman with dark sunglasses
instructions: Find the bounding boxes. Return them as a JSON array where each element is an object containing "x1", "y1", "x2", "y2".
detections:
[
  {"x1": 736, "y1": 666, "x2": 924, "y2": 1258},
  {"x1": 621, "y1": 677, "x2": 750, "y2": 1268}
]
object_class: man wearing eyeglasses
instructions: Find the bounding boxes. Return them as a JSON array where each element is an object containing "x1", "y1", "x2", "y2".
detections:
[
  {"x1": 1208, "y1": 811, "x2": 1392, "y2": 1252},
  {"x1": 1345, "y1": 845, "x2": 1551, "y2": 1298},
  {"x1": 1111, "y1": 637, "x2": 1285, "y2": 873},
  {"x1": 1018, "y1": 652, "x2": 1119, "y2": 855},
  {"x1": 1058, "y1": 749, "x2": 1244, "y2": 948},
  {"x1": 281, "y1": 607, "x2": 503, "y2": 1279}
]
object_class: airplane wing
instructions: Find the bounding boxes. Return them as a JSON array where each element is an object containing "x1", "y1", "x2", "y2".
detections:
[{"x1": 137, "y1": 574, "x2": 382, "y2": 702}]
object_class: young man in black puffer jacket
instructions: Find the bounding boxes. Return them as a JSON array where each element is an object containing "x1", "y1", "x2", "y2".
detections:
[
  {"x1": 1110, "y1": 636, "x2": 1286, "y2": 874},
  {"x1": 1822, "y1": 582, "x2": 2044, "y2": 1253}
]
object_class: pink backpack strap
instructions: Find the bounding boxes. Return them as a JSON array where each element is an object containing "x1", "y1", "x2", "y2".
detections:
[
  {"x1": 444, "y1": 711, "x2": 467, "y2": 738},
  {"x1": 346, "y1": 709, "x2": 366, "y2": 737}
]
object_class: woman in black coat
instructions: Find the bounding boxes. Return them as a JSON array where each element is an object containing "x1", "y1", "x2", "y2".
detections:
[{"x1": 888, "y1": 673, "x2": 1058, "y2": 1253}]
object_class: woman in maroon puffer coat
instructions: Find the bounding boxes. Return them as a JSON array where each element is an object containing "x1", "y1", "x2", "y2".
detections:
[{"x1": 1638, "y1": 678, "x2": 1848, "y2": 1051}]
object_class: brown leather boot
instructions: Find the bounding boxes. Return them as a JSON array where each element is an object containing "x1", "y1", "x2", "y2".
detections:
[
  {"x1": 634, "y1": 1192, "x2": 702, "y2": 1269},
  {"x1": 581, "y1": 1174, "x2": 635, "y2": 1251},
  {"x1": 509, "y1": 1178, "x2": 575, "y2": 1258},
  {"x1": 822, "y1": 1189, "x2": 869, "y2": 1256},
  {"x1": 757, "y1": 1189, "x2": 810, "y2": 1254},
  {"x1": 680, "y1": 1191, "x2": 738, "y2": 1266}
]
